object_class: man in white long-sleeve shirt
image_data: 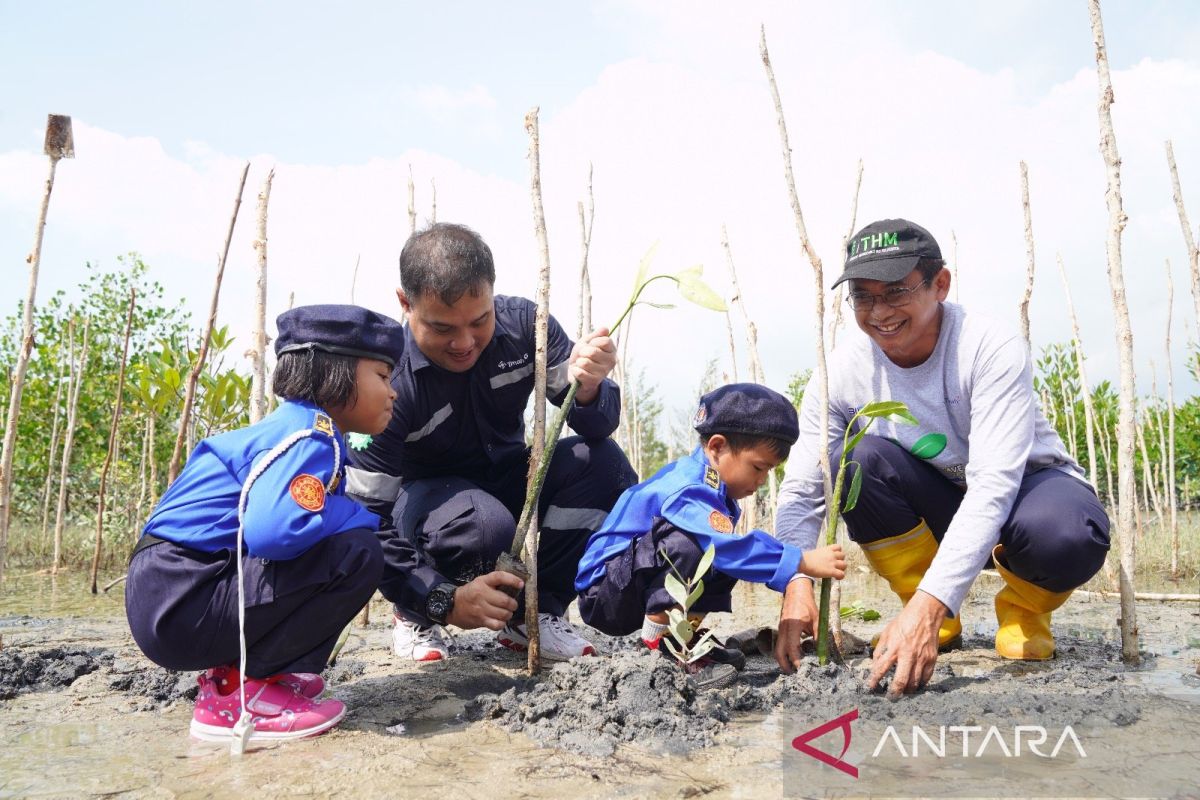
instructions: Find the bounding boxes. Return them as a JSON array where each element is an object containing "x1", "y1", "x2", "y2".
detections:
[{"x1": 775, "y1": 218, "x2": 1110, "y2": 697}]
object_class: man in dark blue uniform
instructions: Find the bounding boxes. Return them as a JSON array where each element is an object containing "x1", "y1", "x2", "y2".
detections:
[{"x1": 348, "y1": 222, "x2": 637, "y2": 662}]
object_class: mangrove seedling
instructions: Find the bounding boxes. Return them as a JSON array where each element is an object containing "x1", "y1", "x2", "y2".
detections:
[
  {"x1": 497, "y1": 245, "x2": 728, "y2": 582},
  {"x1": 660, "y1": 544, "x2": 719, "y2": 664},
  {"x1": 816, "y1": 400, "x2": 918, "y2": 665}
]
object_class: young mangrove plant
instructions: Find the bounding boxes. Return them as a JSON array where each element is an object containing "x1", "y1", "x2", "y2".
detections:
[
  {"x1": 817, "y1": 399, "x2": 917, "y2": 665},
  {"x1": 497, "y1": 245, "x2": 728, "y2": 581},
  {"x1": 661, "y1": 544, "x2": 718, "y2": 664}
]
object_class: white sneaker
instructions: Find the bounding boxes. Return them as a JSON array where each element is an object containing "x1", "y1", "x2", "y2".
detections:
[
  {"x1": 498, "y1": 613, "x2": 598, "y2": 661},
  {"x1": 392, "y1": 615, "x2": 452, "y2": 662}
]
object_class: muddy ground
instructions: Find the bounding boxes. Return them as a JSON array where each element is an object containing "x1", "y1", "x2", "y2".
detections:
[{"x1": 1, "y1": 568, "x2": 1197, "y2": 799}]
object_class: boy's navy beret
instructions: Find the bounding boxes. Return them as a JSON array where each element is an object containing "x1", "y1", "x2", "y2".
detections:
[
  {"x1": 275, "y1": 304, "x2": 405, "y2": 368},
  {"x1": 693, "y1": 383, "x2": 799, "y2": 445}
]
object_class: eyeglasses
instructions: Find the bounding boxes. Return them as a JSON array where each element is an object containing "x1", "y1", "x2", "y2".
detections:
[{"x1": 845, "y1": 279, "x2": 930, "y2": 311}]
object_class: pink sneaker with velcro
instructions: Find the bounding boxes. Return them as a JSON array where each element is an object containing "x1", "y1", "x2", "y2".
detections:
[
  {"x1": 275, "y1": 672, "x2": 325, "y2": 698},
  {"x1": 190, "y1": 668, "x2": 345, "y2": 742}
]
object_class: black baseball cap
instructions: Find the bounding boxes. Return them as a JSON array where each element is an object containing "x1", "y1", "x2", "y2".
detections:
[{"x1": 831, "y1": 219, "x2": 942, "y2": 289}]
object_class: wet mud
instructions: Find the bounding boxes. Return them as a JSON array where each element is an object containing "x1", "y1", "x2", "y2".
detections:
[{"x1": 1, "y1": 570, "x2": 1197, "y2": 798}]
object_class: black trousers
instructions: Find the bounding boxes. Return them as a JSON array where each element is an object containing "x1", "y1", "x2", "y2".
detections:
[
  {"x1": 378, "y1": 436, "x2": 637, "y2": 623},
  {"x1": 125, "y1": 528, "x2": 381, "y2": 677}
]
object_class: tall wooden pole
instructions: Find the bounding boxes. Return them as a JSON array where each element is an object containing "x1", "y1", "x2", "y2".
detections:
[
  {"x1": 0, "y1": 114, "x2": 74, "y2": 581},
  {"x1": 89, "y1": 289, "x2": 136, "y2": 593},
  {"x1": 1019, "y1": 161, "x2": 1037, "y2": 350},
  {"x1": 1165, "y1": 141, "x2": 1200, "y2": 342},
  {"x1": 1164, "y1": 260, "x2": 1179, "y2": 577},
  {"x1": 168, "y1": 162, "x2": 250, "y2": 483},
  {"x1": 577, "y1": 164, "x2": 595, "y2": 341},
  {"x1": 761, "y1": 27, "x2": 837, "y2": 662},
  {"x1": 523, "y1": 107, "x2": 551, "y2": 675},
  {"x1": 249, "y1": 168, "x2": 274, "y2": 425},
  {"x1": 1089, "y1": 0, "x2": 1139, "y2": 663},
  {"x1": 52, "y1": 315, "x2": 89, "y2": 574}
]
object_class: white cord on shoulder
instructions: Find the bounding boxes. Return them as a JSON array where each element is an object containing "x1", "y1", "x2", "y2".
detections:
[{"x1": 230, "y1": 428, "x2": 322, "y2": 755}]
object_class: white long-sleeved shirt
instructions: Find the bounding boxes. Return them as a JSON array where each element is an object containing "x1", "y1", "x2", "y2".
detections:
[{"x1": 776, "y1": 302, "x2": 1084, "y2": 615}]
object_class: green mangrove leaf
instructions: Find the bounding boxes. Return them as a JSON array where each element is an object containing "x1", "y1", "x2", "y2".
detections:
[
  {"x1": 845, "y1": 425, "x2": 868, "y2": 455},
  {"x1": 843, "y1": 460, "x2": 862, "y2": 513},
  {"x1": 674, "y1": 265, "x2": 727, "y2": 312},
  {"x1": 858, "y1": 400, "x2": 918, "y2": 425},
  {"x1": 861, "y1": 609, "x2": 881, "y2": 621},
  {"x1": 686, "y1": 580, "x2": 705, "y2": 610},
  {"x1": 640, "y1": 302, "x2": 677, "y2": 310},
  {"x1": 687, "y1": 638, "x2": 716, "y2": 663},
  {"x1": 632, "y1": 241, "x2": 661, "y2": 294},
  {"x1": 661, "y1": 636, "x2": 682, "y2": 660},
  {"x1": 695, "y1": 543, "x2": 716, "y2": 582},
  {"x1": 664, "y1": 573, "x2": 688, "y2": 608},
  {"x1": 910, "y1": 432, "x2": 947, "y2": 460},
  {"x1": 670, "y1": 616, "x2": 694, "y2": 646}
]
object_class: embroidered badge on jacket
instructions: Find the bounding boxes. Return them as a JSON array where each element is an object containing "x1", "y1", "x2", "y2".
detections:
[
  {"x1": 289, "y1": 474, "x2": 326, "y2": 511},
  {"x1": 703, "y1": 466, "x2": 720, "y2": 490},
  {"x1": 313, "y1": 413, "x2": 335, "y2": 436},
  {"x1": 709, "y1": 510, "x2": 733, "y2": 534}
]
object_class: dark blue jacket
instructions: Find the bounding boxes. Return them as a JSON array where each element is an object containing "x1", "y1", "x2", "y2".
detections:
[
  {"x1": 143, "y1": 399, "x2": 377, "y2": 560},
  {"x1": 346, "y1": 295, "x2": 621, "y2": 515},
  {"x1": 575, "y1": 447, "x2": 803, "y2": 594}
]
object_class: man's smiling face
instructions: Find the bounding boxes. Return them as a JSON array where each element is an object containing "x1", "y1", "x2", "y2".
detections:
[
  {"x1": 399, "y1": 284, "x2": 496, "y2": 372},
  {"x1": 850, "y1": 267, "x2": 950, "y2": 368}
]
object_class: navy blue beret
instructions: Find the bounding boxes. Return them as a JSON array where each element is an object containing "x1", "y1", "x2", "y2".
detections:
[
  {"x1": 275, "y1": 304, "x2": 405, "y2": 368},
  {"x1": 693, "y1": 383, "x2": 799, "y2": 445}
]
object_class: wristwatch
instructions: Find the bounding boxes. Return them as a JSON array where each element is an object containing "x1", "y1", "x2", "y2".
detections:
[{"x1": 425, "y1": 582, "x2": 457, "y2": 625}]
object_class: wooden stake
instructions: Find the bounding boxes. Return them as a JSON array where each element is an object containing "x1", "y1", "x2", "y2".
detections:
[
  {"x1": 168, "y1": 162, "x2": 250, "y2": 483},
  {"x1": 576, "y1": 164, "x2": 595, "y2": 340},
  {"x1": 524, "y1": 107, "x2": 551, "y2": 675},
  {"x1": 760, "y1": 27, "x2": 837, "y2": 662},
  {"x1": 249, "y1": 168, "x2": 274, "y2": 425},
  {"x1": 53, "y1": 315, "x2": 89, "y2": 574},
  {"x1": 951, "y1": 230, "x2": 960, "y2": 303},
  {"x1": 90, "y1": 289, "x2": 137, "y2": 593},
  {"x1": 1089, "y1": 0, "x2": 1139, "y2": 663},
  {"x1": 829, "y1": 159, "x2": 864, "y2": 350},
  {"x1": 39, "y1": 365, "x2": 66, "y2": 548},
  {"x1": 1056, "y1": 255, "x2": 1101, "y2": 493},
  {"x1": 407, "y1": 164, "x2": 417, "y2": 235},
  {"x1": 1019, "y1": 161, "x2": 1036, "y2": 350},
  {"x1": 431, "y1": 178, "x2": 437, "y2": 224},
  {"x1": 1165, "y1": 141, "x2": 1200, "y2": 342},
  {"x1": 721, "y1": 225, "x2": 765, "y2": 385},
  {"x1": 1164, "y1": 260, "x2": 1179, "y2": 577},
  {"x1": 0, "y1": 114, "x2": 74, "y2": 580},
  {"x1": 350, "y1": 254, "x2": 360, "y2": 303}
]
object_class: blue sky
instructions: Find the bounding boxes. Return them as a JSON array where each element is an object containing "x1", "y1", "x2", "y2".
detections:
[{"x1": 3, "y1": 1, "x2": 1200, "y2": 419}]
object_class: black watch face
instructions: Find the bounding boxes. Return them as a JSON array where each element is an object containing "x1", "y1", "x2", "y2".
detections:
[{"x1": 428, "y1": 587, "x2": 452, "y2": 623}]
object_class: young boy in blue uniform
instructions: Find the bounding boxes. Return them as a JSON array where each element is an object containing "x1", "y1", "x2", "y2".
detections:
[
  {"x1": 126, "y1": 305, "x2": 407, "y2": 744},
  {"x1": 575, "y1": 383, "x2": 846, "y2": 687}
]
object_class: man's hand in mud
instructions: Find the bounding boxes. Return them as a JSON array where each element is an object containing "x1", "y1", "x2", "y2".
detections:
[
  {"x1": 867, "y1": 590, "x2": 948, "y2": 697},
  {"x1": 775, "y1": 577, "x2": 818, "y2": 673},
  {"x1": 446, "y1": 571, "x2": 523, "y2": 631}
]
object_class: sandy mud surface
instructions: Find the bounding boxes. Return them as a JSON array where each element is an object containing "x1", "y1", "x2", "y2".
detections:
[{"x1": 1, "y1": 569, "x2": 1197, "y2": 798}]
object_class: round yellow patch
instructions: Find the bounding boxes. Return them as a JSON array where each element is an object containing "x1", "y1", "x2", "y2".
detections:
[
  {"x1": 289, "y1": 474, "x2": 326, "y2": 512},
  {"x1": 709, "y1": 510, "x2": 733, "y2": 534}
]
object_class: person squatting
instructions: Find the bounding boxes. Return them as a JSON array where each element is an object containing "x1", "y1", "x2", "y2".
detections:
[{"x1": 124, "y1": 218, "x2": 1110, "y2": 744}]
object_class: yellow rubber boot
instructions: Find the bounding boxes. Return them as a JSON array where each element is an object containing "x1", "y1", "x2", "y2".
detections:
[
  {"x1": 992, "y1": 545, "x2": 1073, "y2": 660},
  {"x1": 860, "y1": 521, "x2": 962, "y2": 651}
]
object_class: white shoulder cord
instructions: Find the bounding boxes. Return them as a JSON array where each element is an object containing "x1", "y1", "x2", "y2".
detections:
[{"x1": 229, "y1": 428, "x2": 341, "y2": 755}]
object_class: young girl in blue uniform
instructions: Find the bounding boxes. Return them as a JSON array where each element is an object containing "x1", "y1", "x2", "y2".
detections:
[
  {"x1": 575, "y1": 383, "x2": 847, "y2": 688},
  {"x1": 126, "y1": 304, "x2": 403, "y2": 745}
]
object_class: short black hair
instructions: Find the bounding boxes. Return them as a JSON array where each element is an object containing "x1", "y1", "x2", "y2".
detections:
[
  {"x1": 701, "y1": 432, "x2": 792, "y2": 461},
  {"x1": 400, "y1": 222, "x2": 496, "y2": 306},
  {"x1": 272, "y1": 350, "x2": 358, "y2": 409},
  {"x1": 915, "y1": 257, "x2": 946, "y2": 282}
]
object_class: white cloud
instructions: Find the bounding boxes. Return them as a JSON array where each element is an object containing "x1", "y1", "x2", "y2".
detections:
[{"x1": 2, "y1": 11, "x2": 1199, "y2": 421}]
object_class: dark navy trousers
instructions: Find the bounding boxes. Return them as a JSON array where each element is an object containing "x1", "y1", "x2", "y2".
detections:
[
  {"x1": 577, "y1": 522, "x2": 738, "y2": 637},
  {"x1": 377, "y1": 436, "x2": 637, "y2": 624},
  {"x1": 840, "y1": 436, "x2": 1110, "y2": 592},
  {"x1": 126, "y1": 528, "x2": 382, "y2": 677}
]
